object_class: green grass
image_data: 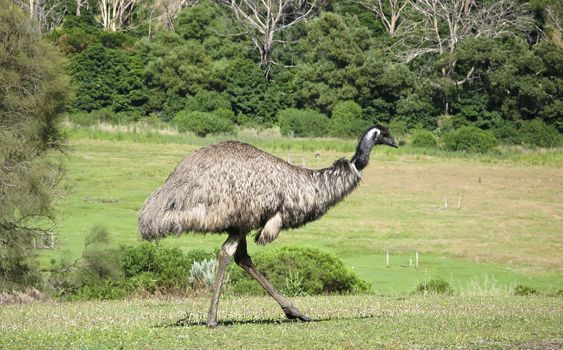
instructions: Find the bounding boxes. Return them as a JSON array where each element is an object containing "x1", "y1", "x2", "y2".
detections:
[
  {"x1": 1, "y1": 295, "x2": 561, "y2": 349},
  {"x1": 38, "y1": 125, "x2": 563, "y2": 295}
]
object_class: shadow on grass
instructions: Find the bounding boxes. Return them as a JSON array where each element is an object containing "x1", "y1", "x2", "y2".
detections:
[{"x1": 158, "y1": 314, "x2": 378, "y2": 328}]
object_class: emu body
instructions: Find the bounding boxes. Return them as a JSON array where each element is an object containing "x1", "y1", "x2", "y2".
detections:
[{"x1": 138, "y1": 125, "x2": 397, "y2": 327}]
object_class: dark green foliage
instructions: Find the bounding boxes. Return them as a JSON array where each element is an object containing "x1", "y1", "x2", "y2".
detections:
[
  {"x1": 411, "y1": 130, "x2": 439, "y2": 149},
  {"x1": 519, "y1": 119, "x2": 561, "y2": 148},
  {"x1": 229, "y1": 247, "x2": 372, "y2": 296},
  {"x1": 120, "y1": 243, "x2": 215, "y2": 289},
  {"x1": 514, "y1": 285, "x2": 539, "y2": 296},
  {"x1": 413, "y1": 279, "x2": 454, "y2": 295},
  {"x1": 45, "y1": 0, "x2": 561, "y2": 141},
  {"x1": 68, "y1": 44, "x2": 148, "y2": 113},
  {"x1": 492, "y1": 121, "x2": 522, "y2": 145},
  {"x1": 443, "y1": 126, "x2": 498, "y2": 153},
  {"x1": 174, "y1": 111, "x2": 234, "y2": 137},
  {"x1": 77, "y1": 226, "x2": 121, "y2": 285},
  {"x1": 184, "y1": 91, "x2": 231, "y2": 113},
  {"x1": 277, "y1": 108, "x2": 330, "y2": 137},
  {"x1": 0, "y1": 1, "x2": 69, "y2": 291},
  {"x1": 330, "y1": 101, "x2": 367, "y2": 138}
]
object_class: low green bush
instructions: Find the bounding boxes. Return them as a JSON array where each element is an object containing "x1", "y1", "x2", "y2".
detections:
[
  {"x1": 174, "y1": 110, "x2": 234, "y2": 137},
  {"x1": 492, "y1": 121, "x2": 521, "y2": 144},
  {"x1": 277, "y1": 108, "x2": 329, "y2": 137},
  {"x1": 67, "y1": 112, "x2": 98, "y2": 126},
  {"x1": 514, "y1": 284, "x2": 539, "y2": 296},
  {"x1": 120, "y1": 243, "x2": 215, "y2": 290},
  {"x1": 329, "y1": 101, "x2": 367, "y2": 138},
  {"x1": 411, "y1": 129, "x2": 438, "y2": 148},
  {"x1": 389, "y1": 120, "x2": 409, "y2": 137},
  {"x1": 443, "y1": 126, "x2": 498, "y2": 153},
  {"x1": 519, "y1": 119, "x2": 560, "y2": 148},
  {"x1": 413, "y1": 278, "x2": 454, "y2": 295},
  {"x1": 229, "y1": 246, "x2": 371, "y2": 296}
]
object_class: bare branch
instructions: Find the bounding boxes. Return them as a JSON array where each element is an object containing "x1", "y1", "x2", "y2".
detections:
[
  {"x1": 217, "y1": 0, "x2": 316, "y2": 71},
  {"x1": 395, "y1": 0, "x2": 536, "y2": 70},
  {"x1": 358, "y1": 0, "x2": 409, "y2": 35}
]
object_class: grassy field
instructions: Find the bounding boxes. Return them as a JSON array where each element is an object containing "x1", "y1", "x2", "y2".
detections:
[
  {"x1": 38, "y1": 125, "x2": 563, "y2": 294},
  {"x1": 1, "y1": 295, "x2": 561, "y2": 349}
]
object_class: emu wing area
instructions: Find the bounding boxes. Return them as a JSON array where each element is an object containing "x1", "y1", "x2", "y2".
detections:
[{"x1": 138, "y1": 141, "x2": 314, "y2": 240}]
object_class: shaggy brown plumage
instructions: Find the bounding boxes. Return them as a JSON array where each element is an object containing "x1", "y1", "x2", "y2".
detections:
[
  {"x1": 138, "y1": 125, "x2": 397, "y2": 327},
  {"x1": 138, "y1": 141, "x2": 361, "y2": 243}
]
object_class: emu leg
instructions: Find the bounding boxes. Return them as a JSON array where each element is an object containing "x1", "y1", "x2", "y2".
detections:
[
  {"x1": 207, "y1": 233, "x2": 241, "y2": 328},
  {"x1": 234, "y1": 236, "x2": 311, "y2": 322}
]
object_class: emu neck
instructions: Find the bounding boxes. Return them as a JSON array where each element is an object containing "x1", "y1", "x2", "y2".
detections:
[
  {"x1": 351, "y1": 137, "x2": 375, "y2": 171},
  {"x1": 311, "y1": 160, "x2": 361, "y2": 212}
]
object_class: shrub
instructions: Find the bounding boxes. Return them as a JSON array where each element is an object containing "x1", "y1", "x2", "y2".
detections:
[
  {"x1": 188, "y1": 259, "x2": 217, "y2": 290},
  {"x1": 389, "y1": 120, "x2": 409, "y2": 137},
  {"x1": 519, "y1": 119, "x2": 560, "y2": 148},
  {"x1": 69, "y1": 280, "x2": 128, "y2": 301},
  {"x1": 413, "y1": 278, "x2": 454, "y2": 295},
  {"x1": 514, "y1": 284, "x2": 538, "y2": 296},
  {"x1": 411, "y1": 129, "x2": 438, "y2": 148},
  {"x1": 329, "y1": 101, "x2": 367, "y2": 138},
  {"x1": 120, "y1": 243, "x2": 215, "y2": 290},
  {"x1": 229, "y1": 247, "x2": 371, "y2": 296},
  {"x1": 443, "y1": 126, "x2": 498, "y2": 153},
  {"x1": 277, "y1": 108, "x2": 329, "y2": 137},
  {"x1": 67, "y1": 112, "x2": 98, "y2": 126},
  {"x1": 492, "y1": 121, "x2": 521, "y2": 144},
  {"x1": 174, "y1": 111, "x2": 234, "y2": 137}
]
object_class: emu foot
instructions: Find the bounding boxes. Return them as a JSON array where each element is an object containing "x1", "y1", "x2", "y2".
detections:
[
  {"x1": 206, "y1": 321, "x2": 218, "y2": 328},
  {"x1": 282, "y1": 305, "x2": 312, "y2": 322}
]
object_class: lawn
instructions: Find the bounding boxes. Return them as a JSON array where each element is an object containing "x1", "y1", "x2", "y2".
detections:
[
  {"x1": 38, "y1": 126, "x2": 563, "y2": 294},
  {"x1": 1, "y1": 295, "x2": 561, "y2": 349}
]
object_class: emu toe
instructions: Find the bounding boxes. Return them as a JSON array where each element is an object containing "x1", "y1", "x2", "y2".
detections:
[{"x1": 283, "y1": 306, "x2": 312, "y2": 322}]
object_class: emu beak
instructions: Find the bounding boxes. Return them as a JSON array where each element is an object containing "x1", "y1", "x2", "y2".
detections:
[{"x1": 384, "y1": 137, "x2": 399, "y2": 148}]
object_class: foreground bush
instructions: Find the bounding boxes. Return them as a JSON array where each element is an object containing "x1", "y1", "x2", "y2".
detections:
[
  {"x1": 413, "y1": 279, "x2": 454, "y2": 295},
  {"x1": 411, "y1": 129, "x2": 438, "y2": 148},
  {"x1": 53, "y1": 240, "x2": 218, "y2": 300},
  {"x1": 443, "y1": 126, "x2": 498, "y2": 153},
  {"x1": 229, "y1": 246, "x2": 371, "y2": 296},
  {"x1": 121, "y1": 243, "x2": 215, "y2": 290},
  {"x1": 277, "y1": 108, "x2": 329, "y2": 137}
]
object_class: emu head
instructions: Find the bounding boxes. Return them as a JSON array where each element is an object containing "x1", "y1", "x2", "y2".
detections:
[
  {"x1": 352, "y1": 125, "x2": 398, "y2": 171},
  {"x1": 369, "y1": 125, "x2": 398, "y2": 148}
]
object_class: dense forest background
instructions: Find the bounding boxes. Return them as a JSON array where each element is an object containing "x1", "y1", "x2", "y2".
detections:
[{"x1": 11, "y1": 0, "x2": 563, "y2": 139}]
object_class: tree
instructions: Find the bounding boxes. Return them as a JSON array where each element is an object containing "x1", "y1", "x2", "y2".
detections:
[
  {"x1": 12, "y1": 0, "x2": 67, "y2": 32},
  {"x1": 358, "y1": 0, "x2": 408, "y2": 35},
  {"x1": 96, "y1": 0, "x2": 139, "y2": 31},
  {"x1": 158, "y1": 0, "x2": 199, "y2": 30},
  {"x1": 397, "y1": 0, "x2": 535, "y2": 80},
  {"x1": 217, "y1": 0, "x2": 316, "y2": 72},
  {"x1": 0, "y1": 1, "x2": 69, "y2": 290}
]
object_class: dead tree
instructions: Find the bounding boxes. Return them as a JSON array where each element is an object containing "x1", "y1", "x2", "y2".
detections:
[
  {"x1": 217, "y1": 0, "x2": 316, "y2": 72},
  {"x1": 13, "y1": 0, "x2": 66, "y2": 32},
  {"x1": 96, "y1": 0, "x2": 139, "y2": 31},
  {"x1": 359, "y1": 0, "x2": 409, "y2": 36},
  {"x1": 396, "y1": 0, "x2": 535, "y2": 82},
  {"x1": 158, "y1": 0, "x2": 199, "y2": 30}
]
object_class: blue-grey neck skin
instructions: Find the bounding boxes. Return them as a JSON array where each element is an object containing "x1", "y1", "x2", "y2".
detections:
[{"x1": 351, "y1": 128, "x2": 377, "y2": 171}]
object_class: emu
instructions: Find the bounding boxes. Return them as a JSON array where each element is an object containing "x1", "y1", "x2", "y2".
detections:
[{"x1": 138, "y1": 125, "x2": 397, "y2": 327}]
